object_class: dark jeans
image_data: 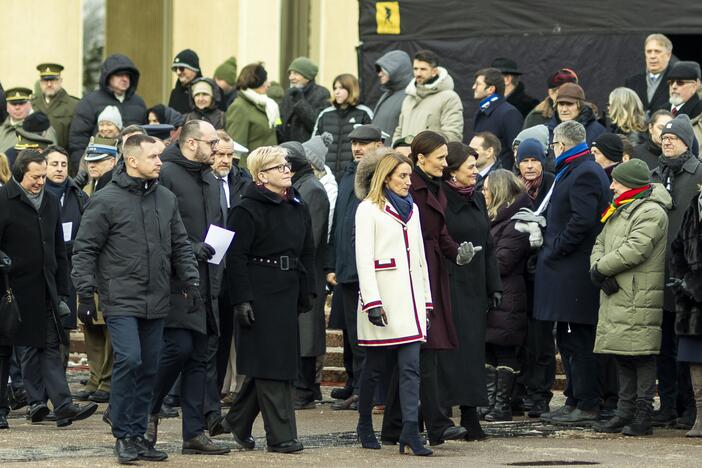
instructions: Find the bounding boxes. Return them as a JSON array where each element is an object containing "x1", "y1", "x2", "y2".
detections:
[
  {"x1": 359, "y1": 342, "x2": 420, "y2": 423},
  {"x1": 339, "y1": 282, "x2": 365, "y2": 394},
  {"x1": 486, "y1": 343, "x2": 521, "y2": 371},
  {"x1": 382, "y1": 349, "x2": 454, "y2": 442},
  {"x1": 105, "y1": 316, "x2": 164, "y2": 439},
  {"x1": 523, "y1": 318, "x2": 555, "y2": 403},
  {"x1": 614, "y1": 354, "x2": 656, "y2": 417},
  {"x1": 556, "y1": 322, "x2": 600, "y2": 411},
  {"x1": 151, "y1": 328, "x2": 209, "y2": 440},
  {"x1": 18, "y1": 312, "x2": 72, "y2": 411}
]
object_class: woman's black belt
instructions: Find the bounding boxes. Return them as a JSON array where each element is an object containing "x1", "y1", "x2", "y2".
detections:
[{"x1": 250, "y1": 256, "x2": 299, "y2": 271}]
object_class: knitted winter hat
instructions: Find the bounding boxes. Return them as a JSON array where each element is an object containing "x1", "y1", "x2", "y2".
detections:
[
  {"x1": 280, "y1": 141, "x2": 309, "y2": 172},
  {"x1": 97, "y1": 105, "x2": 123, "y2": 129},
  {"x1": 288, "y1": 57, "x2": 318, "y2": 80},
  {"x1": 303, "y1": 132, "x2": 333, "y2": 171},
  {"x1": 214, "y1": 57, "x2": 238, "y2": 87},
  {"x1": 172, "y1": 49, "x2": 200, "y2": 72},
  {"x1": 23, "y1": 111, "x2": 51, "y2": 133},
  {"x1": 191, "y1": 79, "x2": 214, "y2": 97},
  {"x1": 592, "y1": 133, "x2": 624, "y2": 163},
  {"x1": 516, "y1": 138, "x2": 546, "y2": 164},
  {"x1": 513, "y1": 124, "x2": 549, "y2": 152},
  {"x1": 661, "y1": 114, "x2": 695, "y2": 150},
  {"x1": 612, "y1": 159, "x2": 650, "y2": 189}
]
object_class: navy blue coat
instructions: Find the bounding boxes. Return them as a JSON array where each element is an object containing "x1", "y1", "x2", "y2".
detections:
[
  {"x1": 325, "y1": 161, "x2": 360, "y2": 284},
  {"x1": 473, "y1": 96, "x2": 524, "y2": 170},
  {"x1": 533, "y1": 153, "x2": 610, "y2": 325}
]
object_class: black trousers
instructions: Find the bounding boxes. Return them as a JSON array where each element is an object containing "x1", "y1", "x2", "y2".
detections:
[
  {"x1": 204, "y1": 334, "x2": 221, "y2": 419},
  {"x1": 18, "y1": 312, "x2": 72, "y2": 411},
  {"x1": 486, "y1": 343, "x2": 521, "y2": 371},
  {"x1": 225, "y1": 376, "x2": 297, "y2": 445},
  {"x1": 150, "y1": 328, "x2": 208, "y2": 440},
  {"x1": 359, "y1": 342, "x2": 420, "y2": 423},
  {"x1": 382, "y1": 349, "x2": 453, "y2": 442},
  {"x1": 217, "y1": 291, "x2": 234, "y2": 392},
  {"x1": 523, "y1": 318, "x2": 555, "y2": 403},
  {"x1": 296, "y1": 356, "x2": 317, "y2": 401},
  {"x1": 614, "y1": 355, "x2": 657, "y2": 417},
  {"x1": 339, "y1": 282, "x2": 365, "y2": 394},
  {"x1": 557, "y1": 322, "x2": 600, "y2": 411},
  {"x1": 0, "y1": 345, "x2": 11, "y2": 415},
  {"x1": 657, "y1": 310, "x2": 695, "y2": 412},
  {"x1": 598, "y1": 354, "x2": 619, "y2": 409}
]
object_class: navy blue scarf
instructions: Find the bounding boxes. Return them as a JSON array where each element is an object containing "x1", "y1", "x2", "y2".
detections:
[
  {"x1": 384, "y1": 187, "x2": 413, "y2": 222},
  {"x1": 45, "y1": 179, "x2": 68, "y2": 201}
]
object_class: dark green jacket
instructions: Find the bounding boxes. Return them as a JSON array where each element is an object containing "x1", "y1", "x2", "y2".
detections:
[
  {"x1": 225, "y1": 93, "x2": 277, "y2": 169},
  {"x1": 32, "y1": 88, "x2": 78, "y2": 149}
]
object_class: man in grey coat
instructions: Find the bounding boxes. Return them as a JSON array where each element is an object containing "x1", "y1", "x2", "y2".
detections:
[
  {"x1": 372, "y1": 51, "x2": 413, "y2": 144},
  {"x1": 650, "y1": 114, "x2": 702, "y2": 427}
]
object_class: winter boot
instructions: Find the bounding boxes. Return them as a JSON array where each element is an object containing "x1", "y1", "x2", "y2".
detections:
[
  {"x1": 356, "y1": 414, "x2": 380, "y2": 449},
  {"x1": 485, "y1": 367, "x2": 517, "y2": 422},
  {"x1": 398, "y1": 421, "x2": 432, "y2": 456},
  {"x1": 622, "y1": 400, "x2": 653, "y2": 436},
  {"x1": 460, "y1": 406, "x2": 487, "y2": 440},
  {"x1": 477, "y1": 365, "x2": 497, "y2": 419},
  {"x1": 687, "y1": 364, "x2": 702, "y2": 437}
]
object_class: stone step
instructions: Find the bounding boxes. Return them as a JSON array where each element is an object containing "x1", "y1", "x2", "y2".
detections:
[
  {"x1": 323, "y1": 346, "x2": 344, "y2": 368},
  {"x1": 321, "y1": 366, "x2": 347, "y2": 386},
  {"x1": 325, "y1": 329, "x2": 343, "y2": 348}
]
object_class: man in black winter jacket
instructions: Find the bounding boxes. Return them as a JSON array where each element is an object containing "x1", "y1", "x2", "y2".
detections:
[
  {"x1": 169, "y1": 49, "x2": 203, "y2": 114},
  {"x1": 147, "y1": 120, "x2": 229, "y2": 455},
  {"x1": 68, "y1": 54, "x2": 147, "y2": 174},
  {"x1": 279, "y1": 57, "x2": 330, "y2": 143},
  {"x1": 72, "y1": 135, "x2": 200, "y2": 464}
]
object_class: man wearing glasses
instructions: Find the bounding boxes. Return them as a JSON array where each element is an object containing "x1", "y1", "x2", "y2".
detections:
[
  {"x1": 169, "y1": 49, "x2": 203, "y2": 114},
  {"x1": 146, "y1": 120, "x2": 230, "y2": 455},
  {"x1": 667, "y1": 61, "x2": 702, "y2": 120}
]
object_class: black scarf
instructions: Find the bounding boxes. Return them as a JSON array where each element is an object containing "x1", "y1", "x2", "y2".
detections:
[
  {"x1": 414, "y1": 166, "x2": 440, "y2": 196},
  {"x1": 658, "y1": 151, "x2": 693, "y2": 208},
  {"x1": 45, "y1": 178, "x2": 69, "y2": 201}
]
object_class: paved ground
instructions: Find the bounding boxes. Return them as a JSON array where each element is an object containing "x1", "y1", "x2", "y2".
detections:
[{"x1": 1, "y1": 370, "x2": 701, "y2": 467}]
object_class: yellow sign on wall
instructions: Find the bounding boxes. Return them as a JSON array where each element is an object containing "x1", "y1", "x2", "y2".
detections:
[{"x1": 376, "y1": 2, "x2": 400, "y2": 35}]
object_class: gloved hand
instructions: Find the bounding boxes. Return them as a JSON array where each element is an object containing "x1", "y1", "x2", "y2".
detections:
[
  {"x1": 590, "y1": 266, "x2": 607, "y2": 288},
  {"x1": 183, "y1": 283, "x2": 203, "y2": 313},
  {"x1": 666, "y1": 277, "x2": 684, "y2": 293},
  {"x1": 367, "y1": 307, "x2": 388, "y2": 327},
  {"x1": 489, "y1": 292, "x2": 503, "y2": 310},
  {"x1": 601, "y1": 277, "x2": 620, "y2": 296},
  {"x1": 234, "y1": 302, "x2": 255, "y2": 328},
  {"x1": 77, "y1": 295, "x2": 97, "y2": 325},
  {"x1": 192, "y1": 242, "x2": 216, "y2": 262},
  {"x1": 456, "y1": 242, "x2": 482, "y2": 266},
  {"x1": 511, "y1": 207, "x2": 547, "y2": 227},
  {"x1": 298, "y1": 293, "x2": 315, "y2": 314},
  {"x1": 514, "y1": 221, "x2": 544, "y2": 249}
]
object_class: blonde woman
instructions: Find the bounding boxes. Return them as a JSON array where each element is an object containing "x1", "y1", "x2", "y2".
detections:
[
  {"x1": 354, "y1": 149, "x2": 432, "y2": 456},
  {"x1": 607, "y1": 87, "x2": 647, "y2": 145},
  {"x1": 0, "y1": 153, "x2": 10, "y2": 185}
]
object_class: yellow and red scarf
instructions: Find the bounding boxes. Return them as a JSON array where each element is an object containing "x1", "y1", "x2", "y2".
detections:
[{"x1": 601, "y1": 184, "x2": 651, "y2": 223}]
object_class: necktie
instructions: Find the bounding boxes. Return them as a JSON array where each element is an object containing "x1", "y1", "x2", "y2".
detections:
[
  {"x1": 219, "y1": 177, "x2": 228, "y2": 222},
  {"x1": 672, "y1": 107, "x2": 678, "y2": 117}
]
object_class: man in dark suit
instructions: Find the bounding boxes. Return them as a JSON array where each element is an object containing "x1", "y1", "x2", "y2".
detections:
[
  {"x1": 666, "y1": 61, "x2": 702, "y2": 120},
  {"x1": 625, "y1": 34, "x2": 674, "y2": 115}
]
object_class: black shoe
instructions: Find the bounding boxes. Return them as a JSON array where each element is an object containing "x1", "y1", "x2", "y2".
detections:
[
  {"x1": 622, "y1": 401, "x2": 653, "y2": 436},
  {"x1": 593, "y1": 415, "x2": 632, "y2": 433},
  {"x1": 145, "y1": 414, "x2": 159, "y2": 444},
  {"x1": 330, "y1": 386, "x2": 353, "y2": 400},
  {"x1": 221, "y1": 417, "x2": 255, "y2": 449},
  {"x1": 550, "y1": 408, "x2": 600, "y2": 426},
  {"x1": 652, "y1": 406, "x2": 677, "y2": 427},
  {"x1": 357, "y1": 418, "x2": 381, "y2": 449},
  {"x1": 29, "y1": 402, "x2": 50, "y2": 423},
  {"x1": 381, "y1": 436, "x2": 398, "y2": 445},
  {"x1": 540, "y1": 404, "x2": 575, "y2": 423},
  {"x1": 0, "y1": 412, "x2": 8, "y2": 429},
  {"x1": 182, "y1": 433, "x2": 230, "y2": 455},
  {"x1": 207, "y1": 413, "x2": 228, "y2": 437},
  {"x1": 132, "y1": 435, "x2": 168, "y2": 461},
  {"x1": 159, "y1": 404, "x2": 179, "y2": 418},
  {"x1": 73, "y1": 389, "x2": 94, "y2": 401},
  {"x1": 45, "y1": 411, "x2": 57, "y2": 422},
  {"x1": 528, "y1": 400, "x2": 550, "y2": 418},
  {"x1": 8, "y1": 387, "x2": 27, "y2": 410},
  {"x1": 267, "y1": 439, "x2": 304, "y2": 453},
  {"x1": 675, "y1": 407, "x2": 696, "y2": 430},
  {"x1": 114, "y1": 437, "x2": 139, "y2": 465},
  {"x1": 312, "y1": 384, "x2": 323, "y2": 402},
  {"x1": 600, "y1": 406, "x2": 617, "y2": 420},
  {"x1": 429, "y1": 425, "x2": 468, "y2": 445},
  {"x1": 103, "y1": 405, "x2": 113, "y2": 427},
  {"x1": 55, "y1": 402, "x2": 98, "y2": 427},
  {"x1": 294, "y1": 398, "x2": 316, "y2": 410},
  {"x1": 460, "y1": 406, "x2": 487, "y2": 441},
  {"x1": 399, "y1": 421, "x2": 432, "y2": 456},
  {"x1": 332, "y1": 394, "x2": 358, "y2": 410},
  {"x1": 89, "y1": 390, "x2": 110, "y2": 403}
]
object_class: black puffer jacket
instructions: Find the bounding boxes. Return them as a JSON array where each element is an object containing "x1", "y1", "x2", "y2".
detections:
[
  {"x1": 71, "y1": 161, "x2": 199, "y2": 320},
  {"x1": 68, "y1": 55, "x2": 147, "y2": 167},
  {"x1": 313, "y1": 104, "x2": 373, "y2": 180},
  {"x1": 278, "y1": 80, "x2": 330, "y2": 143},
  {"x1": 159, "y1": 147, "x2": 224, "y2": 335}
]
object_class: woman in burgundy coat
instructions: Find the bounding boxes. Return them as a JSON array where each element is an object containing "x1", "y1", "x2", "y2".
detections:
[{"x1": 381, "y1": 131, "x2": 479, "y2": 446}]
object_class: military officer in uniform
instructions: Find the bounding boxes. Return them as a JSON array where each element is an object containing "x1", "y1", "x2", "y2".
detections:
[
  {"x1": 32, "y1": 64, "x2": 79, "y2": 149},
  {"x1": 5, "y1": 128, "x2": 53, "y2": 167}
]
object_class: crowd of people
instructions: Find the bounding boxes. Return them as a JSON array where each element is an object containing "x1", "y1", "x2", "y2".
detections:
[{"x1": 0, "y1": 31, "x2": 702, "y2": 463}]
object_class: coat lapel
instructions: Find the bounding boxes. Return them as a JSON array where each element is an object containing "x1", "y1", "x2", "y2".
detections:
[{"x1": 383, "y1": 200, "x2": 412, "y2": 226}]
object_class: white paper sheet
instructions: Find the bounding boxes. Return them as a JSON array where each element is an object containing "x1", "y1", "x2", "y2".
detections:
[
  {"x1": 62, "y1": 222, "x2": 73, "y2": 242},
  {"x1": 204, "y1": 225, "x2": 235, "y2": 265}
]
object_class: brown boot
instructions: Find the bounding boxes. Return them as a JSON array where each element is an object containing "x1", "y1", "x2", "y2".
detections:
[{"x1": 687, "y1": 364, "x2": 702, "y2": 438}]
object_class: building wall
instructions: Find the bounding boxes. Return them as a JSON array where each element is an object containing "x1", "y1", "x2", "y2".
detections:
[
  {"x1": 0, "y1": 0, "x2": 82, "y2": 99},
  {"x1": 310, "y1": 0, "x2": 359, "y2": 91}
]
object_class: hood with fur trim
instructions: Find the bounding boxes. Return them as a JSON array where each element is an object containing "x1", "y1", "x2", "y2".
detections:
[{"x1": 354, "y1": 150, "x2": 386, "y2": 200}]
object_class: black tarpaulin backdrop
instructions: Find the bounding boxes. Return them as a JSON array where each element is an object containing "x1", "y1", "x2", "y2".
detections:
[{"x1": 358, "y1": 0, "x2": 702, "y2": 141}]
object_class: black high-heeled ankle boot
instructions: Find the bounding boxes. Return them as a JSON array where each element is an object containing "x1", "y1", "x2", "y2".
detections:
[
  {"x1": 357, "y1": 415, "x2": 380, "y2": 449},
  {"x1": 399, "y1": 421, "x2": 432, "y2": 456}
]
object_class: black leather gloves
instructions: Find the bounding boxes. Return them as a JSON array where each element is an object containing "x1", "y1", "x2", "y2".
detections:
[
  {"x1": 183, "y1": 283, "x2": 203, "y2": 312},
  {"x1": 77, "y1": 296, "x2": 97, "y2": 325},
  {"x1": 192, "y1": 242, "x2": 216, "y2": 262},
  {"x1": 367, "y1": 307, "x2": 388, "y2": 327},
  {"x1": 234, "y1": 302, "x2": 255, "y2": 328}
]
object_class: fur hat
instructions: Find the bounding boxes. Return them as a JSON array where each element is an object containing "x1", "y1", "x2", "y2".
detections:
[{"x1": 354, "y1": 149, "x2": 386, "y2": 200}]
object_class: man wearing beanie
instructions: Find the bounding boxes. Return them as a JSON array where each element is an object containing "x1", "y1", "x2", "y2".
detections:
[
  {"x1": 279, "y1": 57, "x2": 330, "y2": 143},
  {"x1": 591, "y1": 159, "x2": 671, "y2": 436},
  {"x1": 515, "y1": 138, "x2": 554, "y2": 208},
  {"x1": 169, "y1": 49, "x2": 203, "y2": 114},
  {"x1": 213, "y1": 57, "x2": 238, "y2": 111},
  {"x1": 592, "y1": 132, "x2": 626, "y2": 178},
  {"x1": 650, "y1": 113, "x2": 702, "y2": 427}
]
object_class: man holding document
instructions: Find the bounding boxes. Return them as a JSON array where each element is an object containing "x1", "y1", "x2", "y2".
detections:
[{"x1": 145, "y1": 120, "x2": 230, "y2": 455}]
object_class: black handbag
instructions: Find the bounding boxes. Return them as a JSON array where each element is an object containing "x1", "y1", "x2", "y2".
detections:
[{"x1": 0, "y1": 250, "x2": 21, "y2": 341}]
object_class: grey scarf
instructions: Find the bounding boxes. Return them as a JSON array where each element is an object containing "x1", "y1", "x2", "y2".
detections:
[{"x1": 14, "y1": 177, "x2": 44, "y2": 211}]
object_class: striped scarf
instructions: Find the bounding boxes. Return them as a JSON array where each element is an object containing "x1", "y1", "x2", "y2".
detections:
[
  {"x1": 554, "y1": 142, "x2": 590, "y2": 184},
  {"x1": 600, "y1": 185, "x2": 652, "y2": 223}
]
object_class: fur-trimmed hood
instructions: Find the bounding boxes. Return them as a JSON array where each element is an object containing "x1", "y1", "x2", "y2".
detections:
[{"x1": 354, "y1": 151, "x2": 385, "y2": 200}]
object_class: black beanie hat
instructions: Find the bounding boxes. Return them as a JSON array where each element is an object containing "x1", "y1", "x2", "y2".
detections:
[
  {"x1": 23, "y1": 112, "x2": 51, "y2": 133},
  {"x1": 172, "y1": 49, "x2": 200, "y2": 72},
  {"x1": 592, "y1": 132, "x2": 624, "y2": 163}
]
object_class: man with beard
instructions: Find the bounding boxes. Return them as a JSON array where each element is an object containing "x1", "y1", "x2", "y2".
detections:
[
  {"x1": 146, "y1": 120, "x2": 229, "y2": 455},
  {"x1": 32, "y1": 64, "x2": 79, "y2": 148},
  {"x1": 667, "y1": 62, "x2": 702, "y2": 120}
]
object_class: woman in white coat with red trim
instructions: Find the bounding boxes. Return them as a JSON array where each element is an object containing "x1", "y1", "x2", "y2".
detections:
[{"x1": 353, "y1": 149, "x2": 433, "y2": 456}]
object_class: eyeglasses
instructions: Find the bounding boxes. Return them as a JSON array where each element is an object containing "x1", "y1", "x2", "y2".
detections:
[
  {"x1": 260, "y1": 163, "x2": 292, "y2": 173},
  {"x1": 661, "y1": 135, "x2": 681, "y2": 143},
  {"x1": 548, "y1": 141, "x2": 562, "y2": 149},
  {"x1": 173, "y1": 66, "x2": 186, "y2": 73},
  {"x1": 192, "y1": 138, "x2": 219, "y2": 149},
  {"x1": 668, "y1": 79, "x2": 697, "y2": 87}
]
